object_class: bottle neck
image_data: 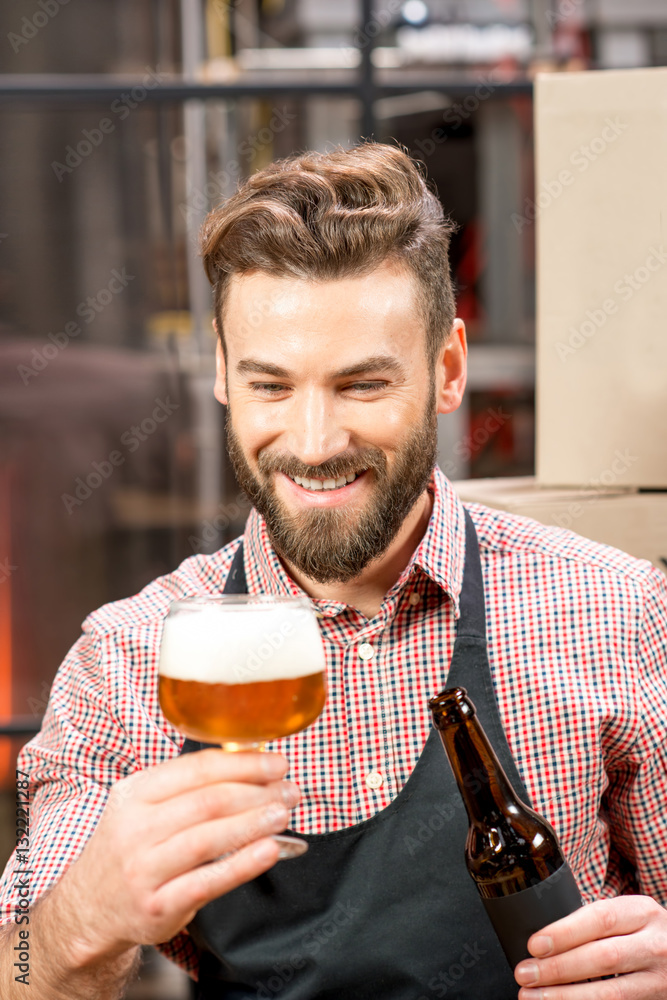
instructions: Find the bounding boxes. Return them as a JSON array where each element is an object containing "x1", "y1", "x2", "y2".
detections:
[{"x1": 431, "y1": 695, "x2": 522, "y2": 825}]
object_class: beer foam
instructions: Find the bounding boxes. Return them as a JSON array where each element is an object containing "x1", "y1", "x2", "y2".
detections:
[{"x1": 159, "y1": 603, "x2": 326, "y2": 684}]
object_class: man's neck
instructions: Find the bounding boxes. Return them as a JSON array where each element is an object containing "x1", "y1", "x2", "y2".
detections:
[{"x1": 279, "y1": 489, "x2": 434, "y2": 620}]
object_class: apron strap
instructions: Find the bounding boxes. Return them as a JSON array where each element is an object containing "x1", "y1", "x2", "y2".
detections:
[
  {"x1": 223, "y1": 540, "x2": 247, "y2": 595},
  {"x1": 458, "y1": 507, "x2": 487, "y2": 640}
]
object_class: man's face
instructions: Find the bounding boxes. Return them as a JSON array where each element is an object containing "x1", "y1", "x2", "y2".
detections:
[{"x1": 215, "y1": 260, "x2": 445, "y2": 584}]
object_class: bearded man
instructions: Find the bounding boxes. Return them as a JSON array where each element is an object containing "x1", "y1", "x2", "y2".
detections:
[{"x1": 1, "y1": 142, "x2": 666, "y2": 1000}]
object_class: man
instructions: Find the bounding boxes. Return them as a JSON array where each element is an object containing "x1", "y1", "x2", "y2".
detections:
[{"x1": 1, "y1": 141, "x2": 666, "y2": 1000}]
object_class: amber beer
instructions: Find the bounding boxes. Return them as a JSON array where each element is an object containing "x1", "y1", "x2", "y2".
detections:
[
  {"x1": 429, "y1": 687, "x2": 582, "y2": 969},
  {"x1": 159, "y1": 598, "x2": 327, "y2": 748},
  {"x1": 159, "y1": 671, "x2": 326, "y2": 745}
]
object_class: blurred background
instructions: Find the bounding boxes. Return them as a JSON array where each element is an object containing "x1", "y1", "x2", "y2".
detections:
[{"x1": 0, "y1": 0, "x2": 666, "y2": 994}]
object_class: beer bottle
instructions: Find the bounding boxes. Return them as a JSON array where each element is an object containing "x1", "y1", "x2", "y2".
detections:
[{"x1": 429, "y1": 686, "x2": 582, "y2": 969}]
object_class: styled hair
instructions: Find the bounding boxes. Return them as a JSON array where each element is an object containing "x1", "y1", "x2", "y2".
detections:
[{"x1": 200, "y1": 141, "x2": 457, "y2": 367}]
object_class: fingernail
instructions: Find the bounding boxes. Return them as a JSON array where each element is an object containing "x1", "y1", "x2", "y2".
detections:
[
  {"x1": 252, "y1": 839, "x2": 278, "y2": 863},
  {"x1": 531, "y1": 935, "x2": 553, "y2": 957},
  {"x1": 264, "y1": 802, "x2": 288, "y2": 825},
  {"x1": 261, "y1": 754, "x2": 288, "y2": 779},
  {"x1": 281, "y1": 781, "x2": 300, "y2": 807},
  {"x1": 516, "y1": 962, "x2": 539, "y2": 985},
  {"x1": 519, "y1": 991, "x2": 544, "y2": 999}
]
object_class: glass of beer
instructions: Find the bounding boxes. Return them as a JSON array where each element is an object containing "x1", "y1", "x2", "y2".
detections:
[{"x1": 158, "y1": 594, "x2": 327, "y2": 858}]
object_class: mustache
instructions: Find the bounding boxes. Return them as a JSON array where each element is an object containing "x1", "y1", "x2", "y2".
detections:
[{"x1": 257, "y1": 449, "x2": 387, "y2": 482}]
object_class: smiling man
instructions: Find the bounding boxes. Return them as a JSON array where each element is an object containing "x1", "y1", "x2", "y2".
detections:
[
  {"x1": 1, "y1": 142, "x2": 667, "y2": 1000},
  {"x1": 217, "y1": 261, "x2": 464, "y2": 617}
]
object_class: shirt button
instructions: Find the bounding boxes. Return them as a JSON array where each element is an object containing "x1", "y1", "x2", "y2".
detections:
[
  {"x1": 366, "y1": 771, "x2": 384, "y2": 789},
  {"x1": 358, "y1": 642, "x2": 374, "y2": 660},
  {"x1": 408, "y1": 592, "x2": 420, "y2": 606}
]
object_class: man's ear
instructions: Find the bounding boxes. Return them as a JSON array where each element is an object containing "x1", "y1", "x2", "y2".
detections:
[
  {"x1": 435, "y1": 319, "x2": 467, "y2": 415},
  {"x1": 213, "y1": 323, "x2": 228, "y2": 405}
]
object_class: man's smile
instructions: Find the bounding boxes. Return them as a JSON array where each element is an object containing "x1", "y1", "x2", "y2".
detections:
[
  {"x1": 277, "y1": 469, "x2": 370, "y2": 506},
  {"x1": 287, "y1": 468, "x2": 366, "y2": 489}
]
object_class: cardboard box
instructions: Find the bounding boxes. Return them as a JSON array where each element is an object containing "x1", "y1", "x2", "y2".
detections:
[
  {"x1": 454, "y1": 476, "x2": 667, "y2": 575},
  {"x1": 534, "y1": 67, "x2": 667, "y2": 488}
]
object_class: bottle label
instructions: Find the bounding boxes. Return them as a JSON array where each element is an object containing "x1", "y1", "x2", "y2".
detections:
[{"x1": 481, "y1": 863, "x2": 583, "y2": 970}]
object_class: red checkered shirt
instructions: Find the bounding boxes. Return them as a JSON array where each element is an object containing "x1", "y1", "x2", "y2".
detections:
[{"x1": 1, "y1": 466, "x2": 666, "y2": 981}]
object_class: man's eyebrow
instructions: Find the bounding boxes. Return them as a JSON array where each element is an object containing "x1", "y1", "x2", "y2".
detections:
[{"x1": 235, "y1": 355, "x2": 407, "y2": 380}]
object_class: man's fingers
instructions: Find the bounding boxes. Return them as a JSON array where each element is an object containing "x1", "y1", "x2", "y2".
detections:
[
  {"x1": 147, "y1": 778, "x2": 300, "y2": 843},
  {"x1": 518, "y1": 971, "x2": 663, "y2": 1000},
  {"x1": 64, "y1": 751, "x2": 297, "y2": 957},
  {"x1": 155, "y1": 833, "x2": 284, "y2": 926},
  {"x1": 527, "y1": 897, "x2": 656, "y2": 958},
  {"x1": 146, "y1": 800, "x2": 293, "y2": 883},
  {"x1": 518, "y1": 933, "x2": 655, "y2": 987},
  {"x1": 516, "y1": 897, "x2": 667, "y2": 997},
  {"x1": 121, "y1": 748, "x2": 289, "y2": 804}
]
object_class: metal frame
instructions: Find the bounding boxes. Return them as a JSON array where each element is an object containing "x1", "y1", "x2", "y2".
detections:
[
  {"x1": 0, "y1": 77, "x2": 531, "y2": 102},
  {"x1": 0, "y1": 717, "x2": 45, "y2": 737}
]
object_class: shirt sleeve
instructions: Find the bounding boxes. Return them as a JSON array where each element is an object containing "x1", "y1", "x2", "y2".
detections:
[
  {"x1": 603, "y1": 565, "x2": 667, "y2": 903},
  {"x1": 0, "y1": 629, "x2": 201, "y2": 980}
]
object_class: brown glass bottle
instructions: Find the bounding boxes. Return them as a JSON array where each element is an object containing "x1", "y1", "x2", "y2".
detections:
[{"x1": 429, "y1": 686, "x2": 582, "y2": 969}]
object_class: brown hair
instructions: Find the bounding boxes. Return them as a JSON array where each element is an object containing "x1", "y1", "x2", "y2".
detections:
[{"x1": 200, "y1": 141, "x2": 457, "y2": 368}]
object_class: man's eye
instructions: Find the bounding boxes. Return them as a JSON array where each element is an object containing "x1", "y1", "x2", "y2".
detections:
[
  {"x1": 349, "y1": 382, "x2": 386, "y2": 392},
  {"x1": 250, "y1": 383, "x2": 288, "y2": 394},
  {"x1": 249, "y1": 382, "x2": 386, "y2": 395}
]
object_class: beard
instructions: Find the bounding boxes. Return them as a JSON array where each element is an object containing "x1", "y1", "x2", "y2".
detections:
[{"x1": 225, "y1": 382, "x2": 438, "y2": 584}]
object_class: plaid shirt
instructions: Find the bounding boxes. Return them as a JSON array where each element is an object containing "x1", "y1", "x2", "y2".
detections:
[{"x1": 1, "y1": 466, "x2": 666, "y2": 981}]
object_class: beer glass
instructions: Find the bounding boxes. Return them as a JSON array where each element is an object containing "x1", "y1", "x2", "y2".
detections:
[{"x1": 158, "y1": 594, "x2": 327, "y2": 858}]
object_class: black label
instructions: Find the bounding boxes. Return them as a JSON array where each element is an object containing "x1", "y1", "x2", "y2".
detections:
[{"x1": 481, "y1": 863, "x2": 583, "y2": 969}]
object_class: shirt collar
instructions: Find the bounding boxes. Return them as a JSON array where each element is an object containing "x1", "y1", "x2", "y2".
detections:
[{"x1": 242, "y1": 464, "x2": 466, "y2": 620}]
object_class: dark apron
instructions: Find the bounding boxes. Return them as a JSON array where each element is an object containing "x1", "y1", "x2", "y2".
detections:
[{"x1": 180, "y1": 510, "x2": 530, "y2": 998}]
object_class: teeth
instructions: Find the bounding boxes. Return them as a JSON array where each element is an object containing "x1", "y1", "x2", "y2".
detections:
[{"x1": 291, "y1": 471, "x2": 363, "y2": 491}]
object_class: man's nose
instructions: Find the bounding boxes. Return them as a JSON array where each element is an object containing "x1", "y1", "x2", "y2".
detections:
[{"x1": 284, "y1": 389, "x2": 350, "y2": 469}]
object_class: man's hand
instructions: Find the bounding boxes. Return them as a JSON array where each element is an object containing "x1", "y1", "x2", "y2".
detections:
[
  {"x1": 53, "y1": 748, "x2": 299, "y2": 969},
  {"x1": 515, "y1": 895, "x2": 667, "y2": 998}
]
